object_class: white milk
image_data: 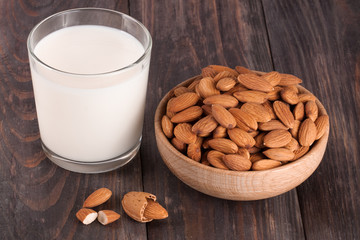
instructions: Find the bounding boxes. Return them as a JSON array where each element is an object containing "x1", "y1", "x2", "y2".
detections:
[{"x1": 30, "y1": 25, "x2": 149, "y2": 161}]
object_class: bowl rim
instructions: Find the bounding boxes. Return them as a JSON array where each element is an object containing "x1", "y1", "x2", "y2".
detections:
[{"x1": 154, "y1": 71, "x2": 330, "y2": 176}]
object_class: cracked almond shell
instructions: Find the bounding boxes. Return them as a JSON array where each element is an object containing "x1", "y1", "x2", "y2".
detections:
[{"x1": 122, "y1": 191, "x2": 158, "y2": 223}]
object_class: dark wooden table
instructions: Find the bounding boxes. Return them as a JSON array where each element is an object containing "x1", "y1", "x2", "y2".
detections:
[{"x1": 0, "y1": 0, "x2": 359, "y2": 239}]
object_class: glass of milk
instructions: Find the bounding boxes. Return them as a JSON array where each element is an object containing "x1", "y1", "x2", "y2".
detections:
[{"x1": 27, "y1": 8, "x2": 152, "y2": 173}]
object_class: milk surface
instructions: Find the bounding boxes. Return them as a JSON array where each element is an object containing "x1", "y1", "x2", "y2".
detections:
[{"x1": 31, "y1": 25, "x2": 149, "y2": 161}]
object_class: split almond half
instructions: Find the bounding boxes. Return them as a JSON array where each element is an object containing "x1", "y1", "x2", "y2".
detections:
[
  {"x1": 98, "y1": 210, "x2": 120, "y2": 225},
  {"x1": 76, "y1": 208, "x2": 98, "y2": 225}
]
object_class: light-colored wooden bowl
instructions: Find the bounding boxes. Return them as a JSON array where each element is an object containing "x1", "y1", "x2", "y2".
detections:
[{"x1": 154, "y1": 73, "x2": 329, "y2": 201}]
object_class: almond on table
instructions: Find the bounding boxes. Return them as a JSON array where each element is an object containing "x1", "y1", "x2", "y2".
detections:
[{"x1": 160, "y1": 65, "x2": 329, "y2": 172}]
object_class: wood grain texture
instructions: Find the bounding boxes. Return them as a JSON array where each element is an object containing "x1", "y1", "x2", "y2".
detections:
[
  {"x1": 263, "y1": 0, "x2": 360, "y2": 239},
  {"x1": 0, "y1": 1, "x2": 148, "y2": 240},
  {"x1": 132, "y1": 0, "x2": 304, "y2": 239}
]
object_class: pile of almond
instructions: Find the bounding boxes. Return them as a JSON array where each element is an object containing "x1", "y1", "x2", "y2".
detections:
[{"x1": 161, "y1": 65, "x2": 329, "y2": 171}]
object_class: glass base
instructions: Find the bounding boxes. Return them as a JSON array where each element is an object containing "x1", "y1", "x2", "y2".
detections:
[{"x1": 42, "y1": 139, "x2": 141, "y2": 174}]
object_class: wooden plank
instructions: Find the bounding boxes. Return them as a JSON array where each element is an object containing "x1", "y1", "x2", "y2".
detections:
[
  {"x1": 0, "y1": 1, "x2": 148, "y2": 239},
  {"x1": 262, "y1": 0, "x2": 360, "y2": 239},
  {"x1": 132, "y1": 0, "x2": 305, "y2": 239}
]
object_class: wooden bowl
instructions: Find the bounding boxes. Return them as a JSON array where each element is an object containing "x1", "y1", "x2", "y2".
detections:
[{"x1": 154, "y1": 73, "x2": 329, "y2": 201}]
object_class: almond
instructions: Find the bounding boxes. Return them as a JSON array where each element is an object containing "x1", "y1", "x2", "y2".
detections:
[
  {"x1": 207, "y1": 138, "x2": 238, "y2": 154},
  {"x1": 227, "y1": 128, "x2": 256, "y2": 148},
  {"x1": 315, "y1": 115, "x2": 329, "y2": 140},
  {"x1": 98, "y1": 210, "x2": 120, "y2": 225},
  {"x1": 290, "y1": 120, "x2": 301, "y2": 138},
  {"x1": 192, "y1": 115, "x2": 218, "y2": 135},
  {"x1": 161, "y1": 115, "x2": 173, "y2": 138},
  {"x1": 279, "y1": 73, "x2": 302, "y2": 86},
  {"x1": 209, "y1": 65, "x2": 239, "y2": 76},
  {"x1": 202, "y1": 104, "x2": 212, "y2": 115},
  {"x1": 298, "y1": 93, "x2": 316, "y2": 102},
  {"x1": 237, "y1": 74, "x2": 273, "y2": 92},
  {"x1": 247, "y1": 146, "x2": 261, "y2": 154},
  {"x1": 263, "y1": 148, "x2": 295, "y2": 161},
  {"x1": 281, "y1": 87, "x2": 299, "y2": 105},
  {"x1": 254, "y1": 132, "x2": 266, "y2": 148},
  {"x1": 235, "y1": 65, "x2": 254, "y2": 74},
  {"x1": 263, "y1": 129, "x2": 292, "y2": 148},
  {"x1": 228, "y1": 108, "x2": 258, "y2": 131},
  {"x1": 273, "y1": 100, "x2": 295, "y2": 128},
  {"x1": 285, "y1": 138, "x2": 300, "y2": 152},
  {"x1": 171, "y1": 106, "x2": 203, "y2": 123},
  {"x1": 171, "y1": 137, "x2": 186, "y2": 152},
  {"x1": 174, "y1": 86, "x2": 192, "y2": 97},
  {"x1": 187, "y1": 137, "x2": 203, "y2": 162},
  {"x1": 248, "y1": 130, "x2": 259, "y2": 137},
  {"x1": 240, "y1": 102, "x2": 272, "y2": 123},
  {"x1": 233, "y1": 90, "x2": 268, "y2": 104},
  {"x1": 216, "y1": 77, "x2": 237, "y2": 91},
  {"x1": 211, "y1": 104, "x2": 237, "y2": 129},
  {"x1": 252, "y1": 159, "x2": 282, "y2": 170},
  {"x1": 293, "y1": 102, "x2": 305, "y2": 121},
  {"x1": 305, "y1": 101, "x2": 318, "y2": 122},
  {"x1": 222, "y1": 154, "x2": 252, "y2": 171},
  {"x1": 187, "y1": 79, "x2": 200, "y2": 91},
  {"x1": 201, "y1": 151, "x2": 211, "y2": 166},
  {"x1": 207, "y1": 150, "x2": 229, "y2": 169},
  {"x1": 293, "y1": 146, "x2": 310, "y2": 160},
  {"x1": 143, "y1": 199, "x2": 168, "y2": 220},
  {"x1": 261, "y1": 71, "x2": 281, "y2": 86},
  {"x1": 166, "y1": 98, "x2": 176, "y2": 118},
  {"x1": 213, "y1": 126, "x2": 227, "y2": 138},
  {"x1": 238, "y1": 148, "x2": 250, "y2": 159},
  {"x1": 249, "y1": 152, "x2": 266, "y2": 163},
  {"x1": 167, "y1": 92, "x2": 199, "y2": 113},
  {"x1": 83, "y1": 188, "x2": 112, "y2": 208},
  {"x1": 224, "y1": 84, "x2": 248, "y2": 95},
  {"x1": 122, "y1": 192, "x2": 167, "y2": 223},
  {"x1": 76, "y1": 208, "x2": 98, "y2": 225},
  {"x1": 203, "y1": 94, "x2": 238, "y2": 108},
  {"x1": 267, "y1": 86, "x2": 282, "y2": 101},
  {"x1": 258, "y1": 120, "x2": 288, "y2": 131},
  {"x1": 197, "y1": 77, "x2": 220, "y2": 98},
  {"x1": 174, "y1": 123, "x2": 197, "y2": 144},
  {"x1": 213, "y1": 71, "x2": 237, "y2": 82},
  {"x1": 201, "y1": 66, "x2": 217, "y2": 78},
  {"x1": 262, "y1": 100, "x2": 277, "y2": 119},
  {"x1": 298, "y1": 118, "x2": 317, "y2": 146}
]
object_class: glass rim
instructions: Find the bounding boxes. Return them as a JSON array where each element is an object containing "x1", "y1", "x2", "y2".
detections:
[{"x1": 27, "y1": 7, "x2": 152, "y2": 76}]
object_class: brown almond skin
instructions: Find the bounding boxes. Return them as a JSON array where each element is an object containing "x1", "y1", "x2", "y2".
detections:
[
  {"x1": 171, "y1": 106, "x2": 203, "y2": 123},
  {"x1": 250, "y1": 152, "x2": 266, "y2": 163},
  {"x1": 290, "y1": 120, "x2": 301, "y2": 139},
  {"x1": 203, "y1": 94, "x2": 238, "y2": 108},
  {"x1": 227, "y1": 128, "x2": 256, "y2": 148},
  {"x1": 281, "y1": 87, "x2": 299, "y2": 105},
  {"x1": 213, "y1": 126, "x2": 227, "y2": 138},
  {"x1": 197, "y1": 77, "x2": 220, "y2": 98},
  {"x1": 238, "y1": 148, "x2": 250, "y2": 159},
  {"x1": 262, "y1": 100, "x2": 277, "y2": 119},
  {"x1": 233, "y1": 90, "x2": 269, "y2": 104},
  {"x1": 214, "y1": 71, "x2": 237, "y2": 82},
  {"x1": 229, "y1": 108, "x2": 258, "y2": 131},
  {"x1": 293, "y1": 146, "x2": 310, "y2": 160},
  {"x1": 273, "y1": 101, "x2": 295, "y2": 128},
  {"x1": 267, "y1": 86, "x2": 282, "y2": 101},
  {"x1": 171, "y1": 137, "x2": 186, "y2": 152},
  {"x1": 235, "y1": 66, "x2": 253, "y2": 74},
  {"x1": 240, "y1": 102, "x2": 272, "y2": 123},
  {"x1": 293, "y1": 102, "x2": 305, "y2": 121},
  {"x1": 258, "y1": 120, "x2": 288, "y2": 131},
  {"x1": 207, "y1": 138, "x2": 238, "y2": 154},
  {"x1": 209, "y1": 65, "x2": 239, "y2": 76},
  {"x1": 261, "y1": 71, "x2": 281, "y2": 86},
  {"x1": 315, "y1": 115, "x2": 329, "y2": 140},
  {"x1": 76, "y1": 208, "x2": 98, "y2": 225},
  {"x1": 174, "y1": 123, "x2": 197, "y2": 144},
  {"x1": 237, "y1": 74, "x2": 274, "y2": 92},
  {"x1": 207, "y1": 150, "x2": 229, "y2": 169},
  {"x1": 211, "y1": 104, "x2": 237, "y2": 129},
  {"x1": 187, "y1": 137, "x2": 203, "y2": 162},
  {"x1": 98, "y1": 210, "x2": 121, "y2": 225},
  {"x1": 167, "y1": 92, "x2": 199, "y2": 113},
  {"x1": 201, "y1": 67, "x2": 217, "y2": 78},
  {"x1": 222, "y1": 154, "x2": 252, "y2": 171},
  {"x1": 252, "y1": 159, "x2": 282, "y2": 171},
  {"x1": 263, "y1": 129, "x2": 292, "y2": 148},
  {"x1": 192, "y1": 115, "x2": 218, "y2": 135},
  {"x1": 216, "y1": 77, "x2": 237, "y2": 91},
  {"x1": 285, "y1": 138, "x2": 300, "y2": 152},
  {"x1": 298, "y1": 93, "x2": 316, "y2": 102},
  {"x1": 305, "y1": 101, "x2": 319, "y2": 122},
  {"x1": 161, "y1": 115, "x2": 173, "y2": 138},
  {"x1": 263, "y1": 148, "x2": 295, "y2": 161},
  {"x1": 279, "y1": 74, "x2": 302, "y2": 86},
  {"x1": 298, "y1": 118, "x2": 317, "y2": 146},
  {"x1": 143, "y1": 199, "x2": 168, "y2": 220},
  {"x1": 174, "y1": 86, "x2": 192, "y2": 97},
  {"x1": 83, "y1": 188, "x2": 112, "y2": 208}
]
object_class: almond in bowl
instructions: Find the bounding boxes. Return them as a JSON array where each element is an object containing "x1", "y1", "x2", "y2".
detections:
[{"x1": 154, "y1": 65, "x2": 329, "y2": 201}]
